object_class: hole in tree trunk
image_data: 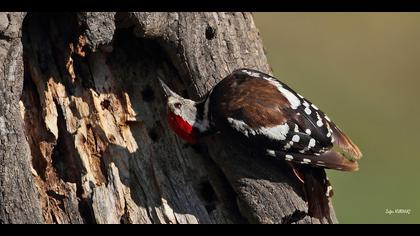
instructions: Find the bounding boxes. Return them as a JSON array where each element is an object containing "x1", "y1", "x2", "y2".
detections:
[
  {"x1": 198, "y1": 180, "x2": 219, "y2": 214},
  {"x1": 205, "y1": 26, "x2": 216, "y2": 40},
  {"x1": 141, "y1": 85, "x2": 155, "y2": 103}
]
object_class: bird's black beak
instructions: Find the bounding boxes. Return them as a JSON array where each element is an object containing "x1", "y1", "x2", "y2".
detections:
[{"x1": 159, "y1": 79, "x2": 175, "y2": 98}]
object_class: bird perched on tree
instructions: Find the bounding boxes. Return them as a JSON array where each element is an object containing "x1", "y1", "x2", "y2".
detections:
[{"x1": 159, "y1": 68, "x2": 362, "y2": 220}]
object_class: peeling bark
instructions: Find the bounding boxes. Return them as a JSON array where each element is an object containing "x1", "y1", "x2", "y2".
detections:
[{"x1": 0, "y1": 12, "x2": 337, "y2": 224}]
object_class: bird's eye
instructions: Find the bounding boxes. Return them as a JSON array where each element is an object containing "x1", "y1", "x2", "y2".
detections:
[{"x1": 174, "y1": 102, "x2": 182, "y2": 109}]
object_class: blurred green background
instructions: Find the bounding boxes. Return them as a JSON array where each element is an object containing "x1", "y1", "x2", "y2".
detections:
[{"x1": 253, "y1": 13, "x2": 420, "y2": 224}]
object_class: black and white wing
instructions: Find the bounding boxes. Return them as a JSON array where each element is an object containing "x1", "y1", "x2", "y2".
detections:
[{"x1": 210, "y1": 68, "x2": 362, "y2": 171}]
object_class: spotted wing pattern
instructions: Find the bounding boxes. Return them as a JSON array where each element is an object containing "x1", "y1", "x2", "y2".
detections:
[{"x1": 209, "y1": 68, "x2": 361, "y2": 171}]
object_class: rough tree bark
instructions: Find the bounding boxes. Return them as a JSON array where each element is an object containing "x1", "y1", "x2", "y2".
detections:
[{"x1": 0, "y1": 12, "x2": 337, "y2": 224}]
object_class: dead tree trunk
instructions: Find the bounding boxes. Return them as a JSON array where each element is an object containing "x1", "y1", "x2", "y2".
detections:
[{"x1": 0, "y1": 12, "x2": 337, "y2": 224}]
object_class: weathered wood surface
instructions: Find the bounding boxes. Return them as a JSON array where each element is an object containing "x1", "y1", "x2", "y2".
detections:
[{"x1": 0, "y1": 12, "x2": 337, "y2": 224}]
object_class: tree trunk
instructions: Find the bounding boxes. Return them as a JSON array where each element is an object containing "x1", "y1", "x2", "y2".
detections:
[{"x1": 0, "y1": 12, "x2": 337, "y2": 224}]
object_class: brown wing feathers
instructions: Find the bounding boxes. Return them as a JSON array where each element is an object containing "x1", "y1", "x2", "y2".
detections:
[
  {"x1": 212, "y1": 69, "x2": 361, "y2": 221},
  {"x1": 331, "y1": 125, "x2": 363, "y2": 160},
  {"x1": 215, "y1": 69, "x2": 362, "y2": 171},
  {"x1": 214, "y1": 73, "x2": 289, "y2": 128}
]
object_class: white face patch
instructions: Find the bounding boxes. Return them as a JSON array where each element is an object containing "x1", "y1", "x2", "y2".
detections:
[
  {"x1": 326, "y1": 132, "x2": 331, "y2": 138},
  {"x1": 283, "y1": 143, "x2": 292, "y2": 150},
  {"x1": 168, "y1": 96, "x2": 197, "y2": 127},
  {"x1": 292, "y1": 135, "x2": 300, "y2": 143},
  {"x1": 227, "y1": 117, "x2": 290, "y2": 141},
  {"x1": 304, "y1": 107, "x2": 312, "y2": 115},
  {"x1": 311, "y1": 104, "x2": 319, "y2": 110},
  {"x1": 305, "y1": 129, "x2": 311, "y2": 135},
  {"x1": 285, "y1": 154, "x2": 293, "y2": 161}
]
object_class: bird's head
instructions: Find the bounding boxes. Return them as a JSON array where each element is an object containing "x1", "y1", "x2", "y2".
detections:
[{"x1": 159, "y1": 79, "x2": 199, "y2": 144}]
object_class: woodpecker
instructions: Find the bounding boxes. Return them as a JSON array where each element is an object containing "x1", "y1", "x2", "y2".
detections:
[{"x1": 160, "y1": 68, "x2": 362, "y2": 220}]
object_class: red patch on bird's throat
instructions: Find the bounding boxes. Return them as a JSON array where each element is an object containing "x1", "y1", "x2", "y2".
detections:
[{"x1": 167, "y1": 112, "x2": 197, "y2": 144}]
